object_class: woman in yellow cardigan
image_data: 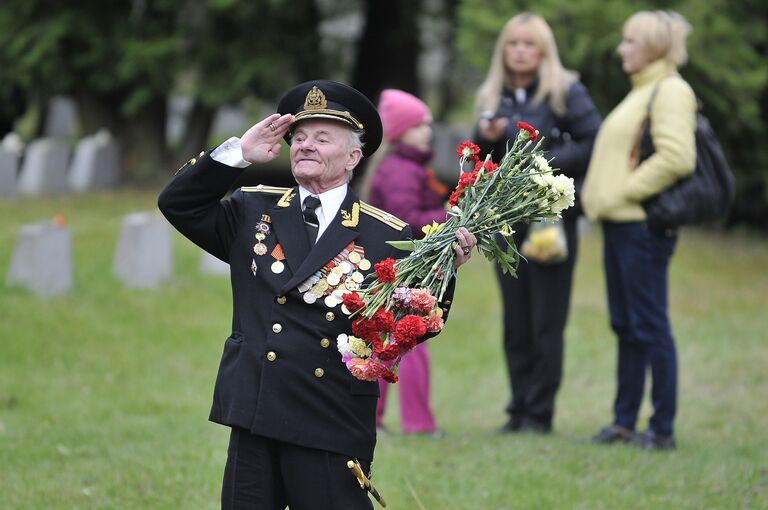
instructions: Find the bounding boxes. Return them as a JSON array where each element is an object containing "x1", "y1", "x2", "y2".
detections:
[{"x1": 581, "y1": 10, "x2": 696, "y2": 450}]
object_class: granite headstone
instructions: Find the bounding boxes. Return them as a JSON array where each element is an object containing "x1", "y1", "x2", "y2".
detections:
[
  {"x1": 17, "y1": 139, "x2": 71, "y2": 196},
  {"x1": 6, "y1": 221, "x2": 73, "y2": 297},
  {"x1": 69, "y1": 131, "x2": 121, "y2": 192},
  {"x1": 113, "y1": 212, "x2": 173, "y2": 288}
]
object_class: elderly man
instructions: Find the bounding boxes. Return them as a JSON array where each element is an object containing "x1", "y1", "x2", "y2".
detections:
[{"x1": 158, "y1": 80, "x2": 475, "y2": 509}]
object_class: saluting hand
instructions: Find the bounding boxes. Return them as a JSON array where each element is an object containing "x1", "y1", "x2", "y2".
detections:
[{"x1": 241, "y1": 113, "x2": 294, "y2": 164}]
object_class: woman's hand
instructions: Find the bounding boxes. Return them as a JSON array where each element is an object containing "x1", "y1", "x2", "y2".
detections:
[
  {"x1": 477, "y1": 117, "x2": 510, "y2": 142},
  {"x1": 453, "y1": 227, "x2": 477, "y2": 268},
  {"x1": 240, "y1": 113, "x2": 294, "y2": 164}
]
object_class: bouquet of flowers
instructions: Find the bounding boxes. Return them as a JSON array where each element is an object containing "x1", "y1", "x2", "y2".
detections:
[{"x1": 337, "y1": 122, "x2": 576, "y2": 383}]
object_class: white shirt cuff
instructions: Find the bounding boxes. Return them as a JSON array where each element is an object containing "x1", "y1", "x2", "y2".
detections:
[{"x1": 210, "y1": 137, "x2": 250, "y2": 168}]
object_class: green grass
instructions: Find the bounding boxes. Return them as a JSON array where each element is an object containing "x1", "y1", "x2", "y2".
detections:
[{"x1": 1, "y1": 191, "x2": 767, "y2": 509}]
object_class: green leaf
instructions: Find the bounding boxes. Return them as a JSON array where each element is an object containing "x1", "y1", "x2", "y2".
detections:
[{"x1": 386, "y1": 240, "x2": 416, "y2": 251}]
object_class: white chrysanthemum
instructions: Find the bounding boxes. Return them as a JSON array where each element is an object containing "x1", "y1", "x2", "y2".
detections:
[
  {"x1": 533, "y1": 155, "x2": 551, "y2": 172},
  {"x1": 549, "y1": 175, "x2": 576, "y2": 214},
  {"x1": 553, "y1": 174, "x2": 575, "y2": 195},
  {"x1": 337, "y1": 334, "x2": 354, "y2": 357},
  {"x1": 530, "y1": 170, "x2": 548, "y2": 187}
]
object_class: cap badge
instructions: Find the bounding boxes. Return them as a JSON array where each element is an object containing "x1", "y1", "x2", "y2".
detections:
[{"x1": 304, "y1": 86, "x2": 327, "y2": 111}]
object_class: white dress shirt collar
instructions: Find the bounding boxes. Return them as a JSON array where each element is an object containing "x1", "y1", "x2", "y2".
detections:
[{"x1": 298, "y1": 184, "x2": 348, "y2": 242}]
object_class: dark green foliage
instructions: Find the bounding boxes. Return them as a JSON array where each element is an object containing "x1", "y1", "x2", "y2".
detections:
[{"x1": 0, "y1": 0, "x2": 326, "y2": 182}]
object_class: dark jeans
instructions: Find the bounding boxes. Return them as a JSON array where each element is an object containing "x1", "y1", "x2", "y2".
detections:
[
  {"x1": 495, "y1": 216, "x2": 578, "y2": 427},
  {"x1": 602, "y1": 221, "x2": 678, "y2": 436},
  {"x1": 222, "y1": 427, "x2": 373, "y2": 510}
]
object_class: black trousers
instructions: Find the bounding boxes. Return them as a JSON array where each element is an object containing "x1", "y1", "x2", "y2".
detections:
[
  {"x1": 495, "y1": 216, "x2": 578, "y2": 427},
  {"x1": 222, "y1": 427, "x2": 374, "y2": 510}
]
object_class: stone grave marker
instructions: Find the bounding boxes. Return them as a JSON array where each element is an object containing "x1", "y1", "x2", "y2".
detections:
[
  {"x1": 44, "y1": 95, "x2": 79, "y2": 138},
  {"x1": 6, "y1": 221, "x2": 73, "y2": 297},
  {"x1": 113, "y1": 212, "x2": 172, "y2": 288},
  {"x1": 17, "y1": 139, "x2": 71, "y2": 196},
  {"x1": 0, "y1": 148, "x2": 19, "y2": 198},
  {"x1": 69, "y1": 131, "x2": 121, "y2": 192}
]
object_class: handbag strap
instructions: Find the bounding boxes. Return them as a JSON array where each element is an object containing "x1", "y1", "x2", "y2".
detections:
[{"x1": 630, "y1": 77, "x2": 669, "y2": 168}]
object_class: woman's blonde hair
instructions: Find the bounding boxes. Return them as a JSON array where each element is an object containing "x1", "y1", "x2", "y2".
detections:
[
  {"x1": 474, "y1": 13, "x2": 577, "y2": 117},
  {"x1": 624, "y1": 10, "x2": 692, "y2": 68}
]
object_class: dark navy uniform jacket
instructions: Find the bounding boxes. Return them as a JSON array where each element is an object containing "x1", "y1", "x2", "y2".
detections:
[{"x1": 158, "y1": 152, "x2": 455, "y2": 461}]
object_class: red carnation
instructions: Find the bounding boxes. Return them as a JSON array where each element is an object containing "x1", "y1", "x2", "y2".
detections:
[
  {"x1": 376, "y1": 343, "x2": 400, "y2": 361},
  {"x1": 374, "y1": 258, "x2": 396, "y2": 283},
  {"x1": 395, "y1": 315, "x2": 427, "y2": 344},
  {"x1": 448, "y1": 190, "x2": 461, "y2": 208},
  {"x1": 352, "y1": 317, "x2": 379, "y2": 343},
  {"x1": 342, "y1": 292, "x2": 365, "y2": 314},
  {"x1": 397, "y1": 335, "x2": 417, "y2": 353},
  {"x1": 372, "y1": 308, "x2": 395, "y2": 333},
  {"x1": 458, "y1": 171, "x2": 474, "y2": 187},
  {"x1": 473, "y1": 159, "x2": 498, "y2": 175},
  {"x1": 456, "y1": 140, "x2": 481, "y2": 162},
  {"x1": 516, "y1": 121, "x2": 538, "y2": 141},
  {"x1": 381, "y1": 368, "x2": 399, "y2": 384}
]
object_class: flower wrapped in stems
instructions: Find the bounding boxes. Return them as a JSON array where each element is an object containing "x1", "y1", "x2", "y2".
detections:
[{"x1": 338, "y1": 123, "x2": 575, "y2": 382}]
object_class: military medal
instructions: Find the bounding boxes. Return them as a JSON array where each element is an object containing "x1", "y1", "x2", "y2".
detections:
[
  {"x1": 270, "y1": 244, "x2": 286, "y2": 274},
  {"x1": 312, "y1": 278, "x2": 330, "y2": 297},
  {"x1": 324, "y1": 295, "x2": 341, "y2": 308},
  {"x1": 253, "y1": 221, "x2": 270, "y2": 255},
  {"x1": 327, "y1": 272, "x2": 341, "y2": 286},
  {"x1": 251, "y1": 259, "x2": 258, "y2": 276},
  {"x1": 253, "y1": 242, "x2": 267, "y2": 256},
  {"x1": 296, "y1": 242, "x2": 372, "y2": 307}
]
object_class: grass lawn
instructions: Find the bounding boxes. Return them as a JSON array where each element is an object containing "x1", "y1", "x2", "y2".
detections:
[{"x1": 1, "y1": 190, "x2": 766, "y2": 509}]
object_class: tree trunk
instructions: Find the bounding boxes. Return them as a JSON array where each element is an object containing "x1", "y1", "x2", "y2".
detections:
[
  {"x1": 434, "y1": 0, "x2": 460, "y2": 122},
  {"x1": 352, "y1": 0, "x2": 421, "y2": 101},
  {"x1": 173, "y1": 99, "x2": 215, "y2": 165}
]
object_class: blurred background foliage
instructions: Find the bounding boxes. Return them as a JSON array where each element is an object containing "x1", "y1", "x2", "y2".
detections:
[{"x1": 0, "y1": 0, "x2": 766, "y2": 228}]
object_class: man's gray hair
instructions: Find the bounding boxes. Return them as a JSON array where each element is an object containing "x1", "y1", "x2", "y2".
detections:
[{"x1": 347, "y1": 128, "x2": 365, "y2": 151}]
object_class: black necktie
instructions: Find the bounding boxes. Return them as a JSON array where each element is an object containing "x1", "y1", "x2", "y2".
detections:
[{"x1": 303, "y1": 195, "x2": 322, "y2": 244}]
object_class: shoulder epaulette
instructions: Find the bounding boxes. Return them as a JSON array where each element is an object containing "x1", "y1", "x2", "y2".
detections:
[
  {"x1": 359, "y1": 202, "x2": 408, "y2": 231},
  {"x1": 241, "y1": 185, "x2": 291, "y2": 194}
]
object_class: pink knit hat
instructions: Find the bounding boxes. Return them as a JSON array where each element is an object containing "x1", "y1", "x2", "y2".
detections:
[{"x1": 377, "y1": 89, "x2": 432, "y2": 142}]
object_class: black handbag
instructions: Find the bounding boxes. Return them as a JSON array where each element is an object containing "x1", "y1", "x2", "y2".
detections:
[{"x1": 634, "y1": 79, "x2": 735, "y2": 231}]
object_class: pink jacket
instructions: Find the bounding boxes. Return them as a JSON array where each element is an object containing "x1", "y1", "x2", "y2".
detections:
[{"x1": 368, "y1": 144, "x2": 447, "y2": 238}]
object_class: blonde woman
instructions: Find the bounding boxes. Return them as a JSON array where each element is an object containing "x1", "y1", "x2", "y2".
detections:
[
  {"x1": 473, "y1": 13, "x2": 601, "y2": 434},
  {"x1": 582, "y1": 11, "x2": 697, "y2": 450}
]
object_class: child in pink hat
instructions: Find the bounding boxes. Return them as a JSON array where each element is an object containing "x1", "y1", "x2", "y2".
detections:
[{"x1": 367, "y1": 89, "x2": 448, "y2": 436}]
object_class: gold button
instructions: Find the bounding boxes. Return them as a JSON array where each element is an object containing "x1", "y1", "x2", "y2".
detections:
[
  {"x1": 266, "y1": 351, "x2": 277, "y2": 361},
  {"x1": 199, "y1": 151, "x2": 205, "y2": 157},
  {"x1": 314, "y1": 368, "x2": 325, "y2": 378},
  {"x1": 320, "y1": 338, "x2": 330, "y2": 348},
  {"x1": 325, "y1": 312, "x2": 335, "y2": 322},
  {"x1": 444, "y1": 299, "x2": 451, "y2": 305},
  {"x1": 190, "y1": 158, "x2": 197, "y2": 165},
  {"x1": 276, "y1": 296, "x2": 287, "y2": 304},
  {"x1": 442, "y1": 307, "x2": 449, "y2": 315},
  {"x1": 272, "y1": 323, "x2": 282, "y2": 333}
]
